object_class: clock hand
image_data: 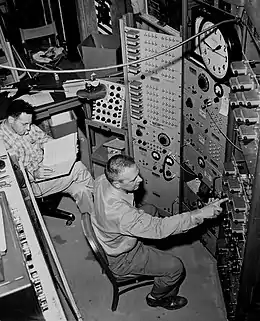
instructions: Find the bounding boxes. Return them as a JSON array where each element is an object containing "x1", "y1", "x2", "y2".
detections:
[
  {"x1": 203, "y1": 40, "x2": 214, "y2": 50},
  {"x1": 213, "y1": 51, "x2": 227, "y2": 59},
  {"x1": 203, "y1": 41, "x2": 222, "y2": 52},
  {"x1": 203, "y1": 41, "x2": 226, "y2": 59},
  {"x1": 212, "y1": 45, "x2": 222, "y2": 52}
]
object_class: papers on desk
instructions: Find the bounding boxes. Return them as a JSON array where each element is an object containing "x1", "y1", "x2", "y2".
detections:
[
  {"x1": 18, "y1": 92, "x2": 54, "y2": 106},
  {"x1": 50, "y1": 111, "x2": 73, "y2": 125},
  {"x1": 35, "y1": 132, "x2": 77, "y2": 182},
  {"x1": 62, "y1": 79, "x2": 87, "y2": 98}
]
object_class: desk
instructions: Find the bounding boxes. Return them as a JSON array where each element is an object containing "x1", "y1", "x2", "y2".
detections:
[{"x1": 24, "y1": 67, "x2": 86, "y2": 121}]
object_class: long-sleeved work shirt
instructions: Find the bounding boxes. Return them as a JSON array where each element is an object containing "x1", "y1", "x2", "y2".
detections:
[
  {"x1": 0, "y1": 120, "x2": 51, "y2": 178},
  {"x1": 92, "y1": 174, "x2": 201, "y2": 256}
]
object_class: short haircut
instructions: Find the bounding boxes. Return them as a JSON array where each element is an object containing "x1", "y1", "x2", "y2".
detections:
[
  {"x1": 105, "y1": 154, "x2": 136, "y2": 183},
  {"x1": 6, "y1": 99, "x2": 34, "y2": 119}
]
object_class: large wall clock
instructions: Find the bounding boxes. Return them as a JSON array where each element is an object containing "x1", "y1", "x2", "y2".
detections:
[
  {"x1": 198, "y1": 19, "x2": 229, "y2": 80},
  {"x1": 188, "y1": 5, "x2": 242, "y2": 82}
]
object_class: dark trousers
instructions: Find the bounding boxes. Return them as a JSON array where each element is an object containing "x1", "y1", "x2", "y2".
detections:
[{"x1": 107, "y1": 204, "x2": 186, "y2": 299}]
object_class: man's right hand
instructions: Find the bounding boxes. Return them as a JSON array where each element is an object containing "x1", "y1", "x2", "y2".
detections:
[
  {"x1": 191, "y1": 198, "x2": 228, "y2": 222},
  {"x1": 34, "y1": 166, "x2": 54, "y2": 179}
]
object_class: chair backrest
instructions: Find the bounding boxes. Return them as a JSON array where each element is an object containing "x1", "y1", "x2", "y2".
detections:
[
  {"x1": 19, "y1": 22, "x2": 58, "y2": 43},
  {"x1": 81, "y1": 212, "x2": 115, "y2": 281}
]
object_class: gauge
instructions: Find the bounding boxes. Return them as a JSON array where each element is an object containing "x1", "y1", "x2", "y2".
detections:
[
  {"x1": 165, "y1": 156, "x2": 174, "y2": 166},
  {"x1": 198, "y1": 73, "x2": 209, "y2": 92},
  {"x1": 198, "y1": 157, "x2": 205, "y2": 168},
  {"x1": 151, "y1": 151, "x2": 161, "y2": 161},
  {"x1": 214, "y1": 83, "x2": 224, "y2": 98},
  {"x1": 158, "y1": 133, "x2": 171, "y2": 147}
]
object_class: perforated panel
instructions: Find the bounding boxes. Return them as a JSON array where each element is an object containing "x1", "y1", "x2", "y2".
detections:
[{"x1": 92, "y1": 80, "x2": 126, "y2": 128}]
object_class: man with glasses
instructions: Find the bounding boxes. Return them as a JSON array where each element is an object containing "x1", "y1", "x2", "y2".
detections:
[
  {"x1": 0, "y1": 99, "x2": 94, "y2": 214},
  {"x1": 91, "y1": 154, "x2": 227, "y2": 310}
]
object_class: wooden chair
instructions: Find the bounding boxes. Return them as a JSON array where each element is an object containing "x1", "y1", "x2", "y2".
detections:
[
  {"x1": 81, "y1": 212, "x2": 154, "y2": 311},
  {"x1": 19, "y1": 22, "x2": 66, "y2": 71}
]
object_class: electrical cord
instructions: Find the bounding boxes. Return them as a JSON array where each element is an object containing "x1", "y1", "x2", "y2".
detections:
[
  {"x1": 167, "y1": 151, "x2": 197, "y2": 177},
  {"x1": 246, "y1": 60, "x2": 260, "y2": 68},
  {"x1": 0, "y1": 18, "x2": 238, "y2": 76}
]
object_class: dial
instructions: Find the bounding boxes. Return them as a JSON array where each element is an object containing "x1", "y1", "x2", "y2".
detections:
[
  {"x1": 158, "y1": 133, "x2": 170, "y2": 147},
  {"x1": 151, "y1": 151, "x2": 160, "y2": 161},
  {"x1": 198, "y1": 157, "x2": 205, "y2": 168},
  {"x1": 199, "y1": 20, "x2": 229, "y2": 80},
  {"x1": 198, "y1": 73, "x2": 209, "y2": 92},
  {"x1": 214, "y1": 83, "x2": 224, "y2": 98}
]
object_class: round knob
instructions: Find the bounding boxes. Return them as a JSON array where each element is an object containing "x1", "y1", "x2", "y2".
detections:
[
  {"x1": 186, "y1": 97, "x2": 193, "y2": 108},
  {"x1": 166, "y1": 170, "x2": 172, "y2": 177},
  {"x1": 0, "y1": 160, "x2": 5, "y2": 170},
  {"x1": 136, "y1": 129, "x2": 143, "y2": 136}
]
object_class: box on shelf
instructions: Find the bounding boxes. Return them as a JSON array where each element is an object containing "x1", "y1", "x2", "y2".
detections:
[
  {"x1": 103, "y1": 138, "x2": 125, "y2": 160},
  {"x1": 49, "y1": 110, "x2": 77, "y2": 139},
  {"x1": 78, "y1": 33, "x2": 121, "y2": 79}
]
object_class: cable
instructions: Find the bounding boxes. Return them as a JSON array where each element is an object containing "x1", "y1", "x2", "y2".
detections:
[
  {"x1": 0, "y1": 18, "x2": 237, "y2": 76},
  {"x1": 205, "y1": 108, "x2": 243, "y2": 153},
  {"x1": 243, "y1": 60, "x2": 260, "y2": 68},
  {"x1": 167, "y1": 151, "x2": 197, "y2": 177},
  {"x1": 177, "y1": 160, "x2": 198, "y2": 177}
]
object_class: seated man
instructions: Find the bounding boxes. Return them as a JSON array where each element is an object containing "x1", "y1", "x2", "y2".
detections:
[
  {"x1": 91, "y1": 154, "x2": 227, "y2": 310},
  {"x1": 0, "y1": 99, "x2": 94, "y2": 214}
]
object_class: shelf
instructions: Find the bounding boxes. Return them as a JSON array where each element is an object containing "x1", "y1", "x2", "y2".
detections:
[
  {"x1": 85, "y1": 118, "x2": 127, "y2": 135},
  {"x1": 85, "y1": 118, "x2": 129, "y2": 177},
  {"x1": 92, "y1": 145, "x2": 108, "y2": 166}
]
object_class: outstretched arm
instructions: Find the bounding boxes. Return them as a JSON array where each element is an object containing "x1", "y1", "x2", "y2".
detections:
[{"x1": 119, "y1": 198, "x2": 228, "y2": 239}]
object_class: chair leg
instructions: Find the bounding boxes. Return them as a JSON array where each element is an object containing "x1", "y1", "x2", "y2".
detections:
[{"x1": 111, "y1": 285, "x2": 119, "y2": 312}]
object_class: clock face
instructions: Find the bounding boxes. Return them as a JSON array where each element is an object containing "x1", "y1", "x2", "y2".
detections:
[{"x1": 199, "y1": 20, "x2": 229, "y2": 80}]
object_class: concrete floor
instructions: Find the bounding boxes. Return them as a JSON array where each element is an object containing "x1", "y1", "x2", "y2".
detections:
[{"x1": 44, "y1": 197, "x2": 227, "y2": 321}]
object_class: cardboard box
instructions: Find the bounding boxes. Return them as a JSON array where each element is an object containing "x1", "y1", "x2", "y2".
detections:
[
  {"x1": 78, "y1": 33, "x2": 121, "y2": 79},
  {"x1": 49, "y1": 111, "x2": 77, "y2": 139}
]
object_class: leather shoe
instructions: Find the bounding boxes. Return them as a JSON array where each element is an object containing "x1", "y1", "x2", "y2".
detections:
[{"x1": 146, "y1": 295, "x2": 188, "y2": 310}]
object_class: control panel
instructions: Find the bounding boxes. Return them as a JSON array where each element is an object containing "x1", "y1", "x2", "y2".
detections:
[
  {"x1": 0, "y1": 141, "x2": 67, "y2": 320},
  {"x1": 122, "y1": 26, "x2": 182, "y2": 214},
  {"x1": 183, "y1": 58, "x2": 230, "y2": 193},
  {"x1": 215, "y1": 59, "x2": 260, "y2": 321}
]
